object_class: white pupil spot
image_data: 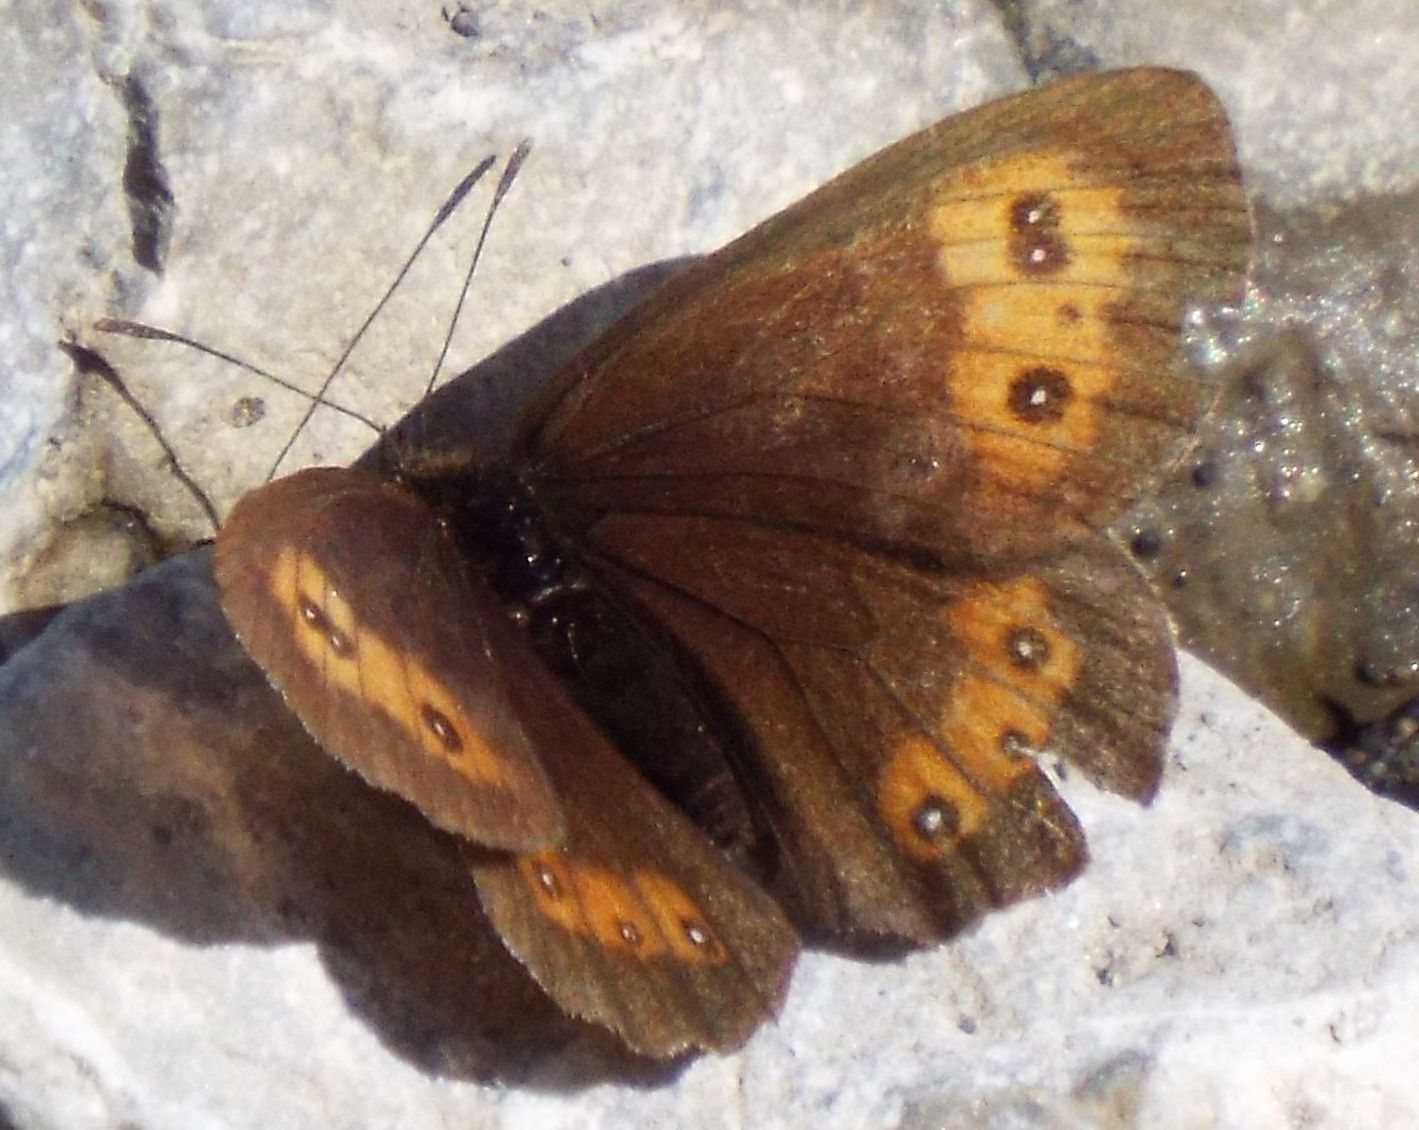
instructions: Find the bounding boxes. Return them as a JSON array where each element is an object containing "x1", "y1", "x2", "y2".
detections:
[
  {"x1": 1002, "y1": 730, "x2": 1033, "y2": 758},
  {"x1": 684, "y1": 921, "x2": 709, "y2": 947}
]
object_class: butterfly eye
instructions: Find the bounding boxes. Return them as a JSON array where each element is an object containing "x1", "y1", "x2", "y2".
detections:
[{"x1": 1007, "y1": 366, "x2": 1073, "y2": 424}]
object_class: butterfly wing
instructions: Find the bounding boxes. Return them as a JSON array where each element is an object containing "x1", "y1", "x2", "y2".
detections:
[
  {"x1": 579, "y1": 514, "x2": 1173, "y2": 940},
  {"x1": 520, "y1": 68, "x2": 1250, "y2": 565},
  {"x1": 213, "y1": 466, "x2": 564, "y2": 852},
  {"x1": 512, "y1": 69, "x2": 1248, "y2": 941},
  {"x1": 217, "y1": 471, "x2": 797, "y2": 1055},
  {"x1": 466, "y1": 607, "x2": 800, "y2": 1057}
]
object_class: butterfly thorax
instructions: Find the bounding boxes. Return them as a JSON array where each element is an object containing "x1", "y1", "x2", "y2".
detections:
[{"x1": 400, "y1": 465, "x2": 577, "y2": 618}]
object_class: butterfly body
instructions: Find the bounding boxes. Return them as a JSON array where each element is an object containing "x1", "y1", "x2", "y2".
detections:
[{"x1": 211, "y1": 68, "x2": 1251, "y2": 1057}]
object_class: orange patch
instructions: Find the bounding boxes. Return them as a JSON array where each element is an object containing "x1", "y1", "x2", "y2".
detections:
[
  {"x1": 518, "y1": 853, "x2": 728, "y2": 965},
  {"x1": 878, "y1": 735, "x2": 991, "y2": 861},
  {"x1": 267, "y1": 547, "x2": 510, "y2": 785},
  {"x1": 939, "y1": 576, "x2": 1082, "y2": 772}
]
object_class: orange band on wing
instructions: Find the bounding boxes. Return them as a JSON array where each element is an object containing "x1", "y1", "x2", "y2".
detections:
[
  {"x1": 518, "y1": 852, "x2": 729, "y2": 966},
  {"x1": 268, "y1": 546, "x2": 510, "y2": 786}
]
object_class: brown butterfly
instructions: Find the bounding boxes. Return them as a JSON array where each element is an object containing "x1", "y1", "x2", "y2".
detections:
[{"x1": 209, "y1": 68, "x2": 1250, "y2": 1058}]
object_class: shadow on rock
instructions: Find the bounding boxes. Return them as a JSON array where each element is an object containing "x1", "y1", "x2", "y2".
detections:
[{"x1": 0, "y1": 262, "x2": 692, "y2": 1088}]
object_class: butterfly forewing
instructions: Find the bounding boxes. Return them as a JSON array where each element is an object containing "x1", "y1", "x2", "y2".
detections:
[
  {"x1": 214, "y1": 467, "x2": 564, "y2": 852},
  {"x1": 521, "y1": 68, "x2": 1249, "y2": 565}
]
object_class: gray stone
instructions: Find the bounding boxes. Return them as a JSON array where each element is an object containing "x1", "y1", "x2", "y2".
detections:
[{"x1": 3, "y1": 2, "x2": 1417, "y2": 1128}]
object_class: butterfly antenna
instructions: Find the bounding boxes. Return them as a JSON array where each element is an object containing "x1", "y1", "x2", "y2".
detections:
[
  {"x1": 265, "y1": 153, "x2": 500, "y2": 481},
  {"x1": 94, "y1": 319, "x2": 382, "y2": 433},
  {"x1": 57, "y1": 339, "x2": 221, "y2": 532},
  {"x1": 423, "y1": 139, "x2": 532, "y2": 399}
]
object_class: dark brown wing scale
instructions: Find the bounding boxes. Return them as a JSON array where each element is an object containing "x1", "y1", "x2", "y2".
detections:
[
  {"x1": 466, "y1": 608, "x2": 799, "y2": 1058},
  {"x1": 576, "y1": 516, "x2": 1173, "y2": 941}
]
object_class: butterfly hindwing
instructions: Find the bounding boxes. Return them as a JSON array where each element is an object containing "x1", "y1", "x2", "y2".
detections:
[
  {"x1": 579, "y1": 515, "x2": 1173, "y2": 942},
  {"x1": 214, "y1": 467, "x2": 564, "y2": 852},
  {"x1": 466, "y1": 610, "x2": 800, "y2": 1057}
]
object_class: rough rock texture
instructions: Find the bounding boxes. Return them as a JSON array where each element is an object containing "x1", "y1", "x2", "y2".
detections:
[
  {"x1": 3, "y1": 1, "x2": 1419, "y2": 1128},
  {"x1": 1126, "y1": 198, "x2": 1419, "y2": 744},
  {"x1": 1024, "y1": 0, "x2": 1419, "y2": 747}
]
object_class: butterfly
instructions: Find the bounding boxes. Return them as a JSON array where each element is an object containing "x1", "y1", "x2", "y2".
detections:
[{"x1": 208, "y1": 67, "x2": 1251, "y2": 1058}]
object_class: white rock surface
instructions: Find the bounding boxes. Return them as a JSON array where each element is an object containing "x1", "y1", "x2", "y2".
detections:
[
  {"x1": 1021, "y1": 0, "x2": 1419, "y2": 205},
  {"x1": 2, "y1": 2, "x2": 1416, "y2": 1129}
]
